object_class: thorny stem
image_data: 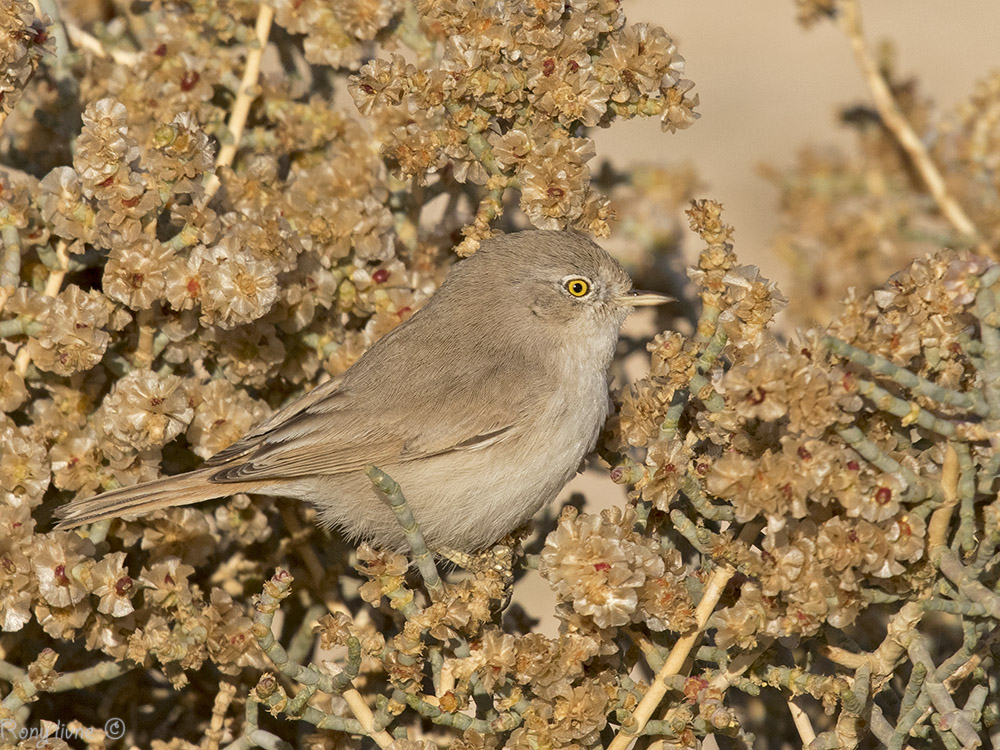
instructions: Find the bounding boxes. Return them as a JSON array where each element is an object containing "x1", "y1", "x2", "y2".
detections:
[
  {"x1": 838, "y1": 0, "x2": 983, "y2": 247},
  {"x1": 607, "y1": 523, "x2": 761, "y2": 750},
  {"x1": 202, "y1": 2, "x2": 274, "y2": 205}
]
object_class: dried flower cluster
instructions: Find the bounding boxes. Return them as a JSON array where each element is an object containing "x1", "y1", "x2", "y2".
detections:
[
  {"x1": 0, "y1": 0, "x2": 52, "y2": 119},
  {"x1": 608, "y1": 199, "x2": 1000, "y2": 748},
  {"x1": 1, "y1": 1, "x2": 999, "y2": 749},
  {"x1": 349, "y1": 0, "x2": 697, "y2": 252},
  {"x1": 772, "y1": 2, "x2": 1000, "y2": 326}
]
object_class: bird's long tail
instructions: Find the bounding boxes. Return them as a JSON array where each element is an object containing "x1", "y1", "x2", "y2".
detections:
[{"x1": 53, "y1": 468, "x2": 261, "y2": 529}]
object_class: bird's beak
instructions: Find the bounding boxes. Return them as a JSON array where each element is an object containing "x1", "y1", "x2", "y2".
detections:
[{"x1": 617, "y1": 289, "x2": 675, "y2": 307}]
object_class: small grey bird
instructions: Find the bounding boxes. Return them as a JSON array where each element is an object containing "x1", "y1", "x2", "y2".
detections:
[{"x1": 55, "y1": 231, "x2": 671, "y2": 551}]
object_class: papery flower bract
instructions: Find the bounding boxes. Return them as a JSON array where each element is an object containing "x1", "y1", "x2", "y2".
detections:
[
  {"x1": 103, "y1": 239, "x2": 174, "y2": 310},
  {"x1": 32, "y1": 534, "x2": 95, "y2": 609},
  {"x1": 200, "y1": 240, "x2": 279, "y2": 329},
  {"x1": 139, "y1": 556, "x2": 196, "y2": 609},
  {"x1": 540, "y1": 507, "x2": 678, "y2": 629},
  {"x1": 74, "y1": 98, "x2": 140, "y2": 195},
  {"x1": 90, "y1": 552, "x2": 136, "y2": 617},
  {"x1": 97, "y1": 370, "x2": 193, "y2": 452}
]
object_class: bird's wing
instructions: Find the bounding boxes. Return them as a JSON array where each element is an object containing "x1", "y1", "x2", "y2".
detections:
[
  {"x1": 205, "y1": 301, "x2": 551, "y2": 483},
  {"x1": 203, "y1": 378, "x2": 527, "y2": 483},
  {"x1": 204, "y1": 374, "x2": 348, "y2": 466}
]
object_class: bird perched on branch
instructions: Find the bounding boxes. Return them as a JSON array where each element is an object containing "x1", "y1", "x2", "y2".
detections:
[{"x1": 55, "y1": 230, "x2": 671, "y2": 551}]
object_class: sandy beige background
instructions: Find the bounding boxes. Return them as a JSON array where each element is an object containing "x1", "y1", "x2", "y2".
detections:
[
  {"x1": 596, "y1": 1, "x2": 1000, "y2": 287},
  {"x1": 519, "y1": 2, "x2": 1000, "y2": 628}
]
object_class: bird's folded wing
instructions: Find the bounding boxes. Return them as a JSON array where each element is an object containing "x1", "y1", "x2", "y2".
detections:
[
  {"x1": 205, "y1": 375, "x2": 348, "y2": 466},
  {"x1": 203, "y1": 331, "x2": 545, "y2": 483},
  {"x1": 204, "y1": 398, "x2": 522, "y2": 483}
]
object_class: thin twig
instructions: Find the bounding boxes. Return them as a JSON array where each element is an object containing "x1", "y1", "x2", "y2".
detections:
[
  {"x1": 277, "y1": 504, "x2": 325, "y2": 587},
  {"x1": 134, "y1": 307, "x2": 156, "y2": 369},
  {"x1": 342, "y1": 687, "x2": 390, "y2": 744},
  {"x1": 927, "y1": 443, "x2": 959, "y2": 552},
  {"x1": 63, "y1": 21, "x2": 140, "y2": 65},
  {"x1": 202, "y1": 3, "x2": 274, "y2": 205},
  {"x1": 839, "y1": 0, "x2": 981, "y2": 244},
  {"x1": 49, "y1": 660, "x2": 128, "y2": 691},
  {"x1": 252, "y1": 569, "x2": 395, "y2": 748},
  {"x1": 607, "y1": 523, "x2": 761, "y2": 750},
  {"x1": 787, "y1": 697, "x2": 818, "y2": 746},
  {"x1": 0, "y1": 224, "x2": 21, "y2": 316},
  {"x1": 204, "y1": 679, "x2": 238, "y2": 750},
  {"x1": 902, "y1": 622, "x2": 1000, "y2": 750}
]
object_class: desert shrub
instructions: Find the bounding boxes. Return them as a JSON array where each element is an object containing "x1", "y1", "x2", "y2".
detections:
[{"x1": 0, "y1": 1, "x2": 997, "y2": 748}]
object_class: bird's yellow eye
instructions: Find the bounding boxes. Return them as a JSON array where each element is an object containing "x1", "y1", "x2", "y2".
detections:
[{"x1": 565, "y1": 278, "x2": 590, "y2": 297}]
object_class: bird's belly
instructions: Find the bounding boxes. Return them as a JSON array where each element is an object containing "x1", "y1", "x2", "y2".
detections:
[
  {"x1": 382, "y1": 383, "x2": 608, "y2": 551},
  {"x1": 402, "y1": 423, "x2": 596, "y2": 550}
]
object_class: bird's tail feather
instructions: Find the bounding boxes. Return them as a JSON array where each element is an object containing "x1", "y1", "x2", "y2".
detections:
[{"x1": 53, "y1": 468, "x2": 259, "y2": 529}]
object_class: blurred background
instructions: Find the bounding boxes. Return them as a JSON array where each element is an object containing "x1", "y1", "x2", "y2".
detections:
[{"x1": 595, "y1": 1, "x2": 1000, "y2": 290}]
